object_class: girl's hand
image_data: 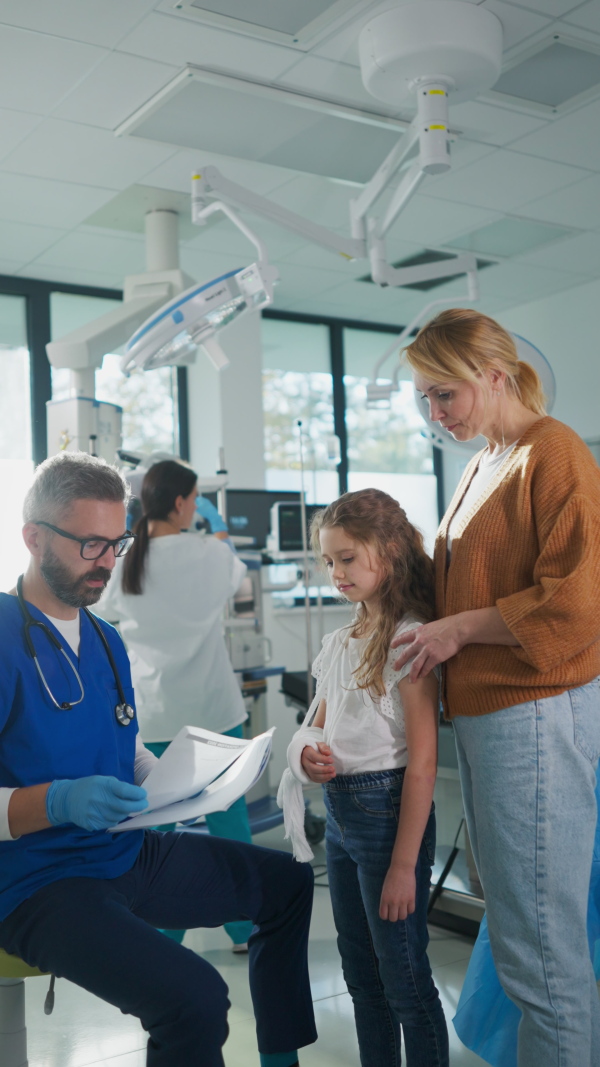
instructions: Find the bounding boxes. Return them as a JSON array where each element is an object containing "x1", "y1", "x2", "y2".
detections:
[
  {"x1": 379, "y1": 863, "x2": 416, "y2": 922},
  {"x1": 391, "y1": 616, "x2": 466, "y2": 681},
  {"x1": 300, "y1": 742, "x2": 336, "y2": 783}
]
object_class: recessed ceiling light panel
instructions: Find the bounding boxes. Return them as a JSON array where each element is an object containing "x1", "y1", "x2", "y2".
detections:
[
  {"x1": 446, "y1": 217, "x2": 577, "y2": 258},
  {"x1": 485, "y1": 32, "x2": 600, "y2": 116},
  {"x1": 164, "y1": 0, "x2": 371, "y2": 50}
]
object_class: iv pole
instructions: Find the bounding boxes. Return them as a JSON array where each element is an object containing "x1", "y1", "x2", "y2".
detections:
[{"x1": 297, "y1": 420, "x2": 314, "y2": 705}]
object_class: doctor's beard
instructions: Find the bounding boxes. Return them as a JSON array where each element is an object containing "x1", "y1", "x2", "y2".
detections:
[{"x1": 40, "y1": 545, "x2": 112, "y2": 608}]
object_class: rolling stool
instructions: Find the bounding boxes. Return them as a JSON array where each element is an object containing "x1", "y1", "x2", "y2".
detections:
[{"x1": 0, "y1": 948, "x2": 50, "y2": 1067}]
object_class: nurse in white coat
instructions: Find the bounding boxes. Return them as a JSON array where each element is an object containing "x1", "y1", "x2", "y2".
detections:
[{"x1": 98, "y1": 459, "x2": 253, "y2": 948}]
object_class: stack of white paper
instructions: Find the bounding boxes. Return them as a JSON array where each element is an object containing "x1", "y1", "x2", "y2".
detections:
[{"x1": 110, "y1": 725, "x2": 275, "y2": 831}]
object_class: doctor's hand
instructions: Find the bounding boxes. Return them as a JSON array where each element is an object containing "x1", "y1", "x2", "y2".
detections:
[
  {"x1": 194, "y1": 495, "x2": 228, "y2": 534},
  {"x1": 301, "y1": 742, "x2": 336, "y2": 783},
  {"x1": 391, "y1": 617, "x2": 465, "y2": 682},
  {"x1": 45, "y1": 776, "x2": 148, "y2": 832}
]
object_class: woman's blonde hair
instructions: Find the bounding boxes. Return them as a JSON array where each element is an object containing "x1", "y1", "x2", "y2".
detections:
[
  {"x1": 310, "y1": 488, "x2": 435, "y2": 697},
  {"x1": 404, "y1": 307, "x2": 546, "y2": 416}
]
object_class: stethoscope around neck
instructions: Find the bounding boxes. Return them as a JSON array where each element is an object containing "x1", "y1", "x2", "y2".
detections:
[{"x1": 16, "y1": 575, "x2": 135, "y2": 726}]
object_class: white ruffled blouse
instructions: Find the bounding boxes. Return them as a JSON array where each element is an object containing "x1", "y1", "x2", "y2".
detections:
[{"x1": 308, "y1": 614, "x2": 427, "y2": 776}]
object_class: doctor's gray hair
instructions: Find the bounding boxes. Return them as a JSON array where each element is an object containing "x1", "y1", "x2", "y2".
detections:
[{"x1": 23, "y1": 451, "x2": 130, "y2": 524}]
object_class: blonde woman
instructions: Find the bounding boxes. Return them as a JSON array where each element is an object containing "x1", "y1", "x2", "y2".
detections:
[{"x1": 393, "y1": 308, "x2": 600, "y2": 1067}]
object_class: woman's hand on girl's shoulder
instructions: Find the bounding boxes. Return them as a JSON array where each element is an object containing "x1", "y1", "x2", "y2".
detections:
[
  {"x1": 391, "y1": 617, "x2": 466, "y2": 681},
  {"x1": 379, "y1": 862, "x2": 416, "y2": 922},
  {"x1": 300, "y1": 742, "x2": 336, "y2": 783}
]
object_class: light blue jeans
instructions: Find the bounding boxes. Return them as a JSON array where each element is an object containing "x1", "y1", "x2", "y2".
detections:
[{"x1": 453, "y1": 678, "x2": 600, "y2": 1067}]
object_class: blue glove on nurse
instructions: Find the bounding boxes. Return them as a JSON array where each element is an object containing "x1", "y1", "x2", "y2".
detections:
[
  {"x1": 194, "y1": 495, "x2": 228, "y2": 533},
  {"x1": 46, "y1": 776, "x2": 148, "y2": 831}
]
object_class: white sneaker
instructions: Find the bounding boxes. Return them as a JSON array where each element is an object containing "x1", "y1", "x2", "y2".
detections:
[{"x1": 232, "y1": 942, "x2": 249, "y2": 954}]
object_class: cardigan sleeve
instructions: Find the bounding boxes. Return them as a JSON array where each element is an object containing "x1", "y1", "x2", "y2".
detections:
[{"x1": 496, "y1": 453, "x2": 600, "y2": 673}]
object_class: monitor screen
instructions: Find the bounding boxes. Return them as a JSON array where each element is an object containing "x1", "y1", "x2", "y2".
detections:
[
  {"x1": 277, "y1": 503, "x2": 327, "y2": 553},
  {"x1": 200, "y1": 489, "x2": 301, "y2": 548}
]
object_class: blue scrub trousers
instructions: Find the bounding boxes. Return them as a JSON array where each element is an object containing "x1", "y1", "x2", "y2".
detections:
[
  {"x1": 147, "y1": 724, "x2": 254, "y2": 946},
  {"x1": 0, "y1": 830, "x2": 317, "y2": 1067}
]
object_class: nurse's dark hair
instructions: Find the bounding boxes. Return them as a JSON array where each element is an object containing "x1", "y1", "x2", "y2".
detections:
[
  {"x1": 310, "y1": 488, "x2": 435, "y2": 698},
  {"x1": 23, "y1": 451, "x2": 129, "y2": 524},
  {"x1": 121, "y1": 459, "x2": 197, "y2": 595}
]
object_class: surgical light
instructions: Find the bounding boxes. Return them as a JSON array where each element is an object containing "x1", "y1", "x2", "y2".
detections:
[
  {"x1": 122, "y1": 200, "x2": 278, "y2": 375},
  {"x1": 122, "y1": 256, "x2": 275, "y2": 374}
]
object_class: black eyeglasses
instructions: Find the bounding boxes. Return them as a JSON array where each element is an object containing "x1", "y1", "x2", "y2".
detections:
[{"x1": 33, "y1": 521, "x2": 136, "y2": 561}]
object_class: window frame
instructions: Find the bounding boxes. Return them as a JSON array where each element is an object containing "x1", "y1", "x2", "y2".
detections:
[
  {"x1": 262, "y1": 308, "x2": 445, "y2": 519},
  {"x1": 0, "y1": 272, "x2": 442, "y2": 518},
  {"x1": 0, "y1": 273, "x2": 190, "y2": 465}
]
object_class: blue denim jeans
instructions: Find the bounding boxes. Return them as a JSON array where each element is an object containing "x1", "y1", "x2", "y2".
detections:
[
  {"x1": 454, "y1": 678, "x2": 600, "y2": 1067},
  {"x1": 324, "y1": 769, "x2": 449, "y2": 1067}
]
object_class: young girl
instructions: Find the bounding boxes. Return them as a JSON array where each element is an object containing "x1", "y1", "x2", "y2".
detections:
[{"x1": 278, "y1": 488, "x2": 449, "y2": 1067}]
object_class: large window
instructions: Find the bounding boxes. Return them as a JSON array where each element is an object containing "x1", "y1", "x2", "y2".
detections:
[
  {"x1": 0, "y1": 294, "x2": 34, "y2": 592},
  {"x1": 261, "y1": 317, "x2": 338, "y2": 504},
  {"x1": 50, "y1": 292, "x2": 180, "y2": 455},
  {"x1": 344, "y1": 328, "x2": 439, "y2": 552}
]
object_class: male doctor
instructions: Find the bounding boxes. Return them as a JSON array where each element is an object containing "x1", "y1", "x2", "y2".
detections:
[{"x1": 0, "y1": 450, "x2": 316, "y2": 1067}]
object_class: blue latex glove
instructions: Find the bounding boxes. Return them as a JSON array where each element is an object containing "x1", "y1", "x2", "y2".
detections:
[
  {"x1": 194, "y1": 495, "x2": 228, "y2": 533},
  {"x1": 46, "y1": 776, "x2": 148, "y2": 831}
]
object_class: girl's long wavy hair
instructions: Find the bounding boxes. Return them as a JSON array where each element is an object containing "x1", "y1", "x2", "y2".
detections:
[
  {"x1": 121, "y1": 460, "x2": 197, "y2": 595},
  {"x1": 310, "y1": 488, "x2": 435, "y2": 697}
]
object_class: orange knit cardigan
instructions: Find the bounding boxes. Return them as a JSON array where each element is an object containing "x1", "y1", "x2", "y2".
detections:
[{"x1": 436, "y1": 416, "x2": 600, "y2": 719}]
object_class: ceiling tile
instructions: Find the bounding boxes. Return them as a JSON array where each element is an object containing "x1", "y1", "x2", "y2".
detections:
[
  {"x1": 480, "y1": 0, "x2": 552, "y2": 51},
  {"x1": 0, "y1": 257, "x2": 33, "y2": 275},
  {"x1": 265, "y1": 174, "x2": 360, "y2": 230},
  {"x1": 509, "y1": 97, "x2": 600, "y2": 170},
  {"x1": 562, "y1": 1, "x2": 600, "y2": 34},
  {"x1": 0, "y1": 108, "x2": 43, "y2": 163},
  {"x1": 0, "y1": 218, "x2": 66, "y2": 261},
  {"x1": 516, "y1": 231, "x2": 600, "y2": 274},
  {"x1": 18, "y1": 263, "x2": 125, "y2": 289},
  {"x1": 449, "y1": 99, "x2": 548, "y2": 146},
  {"x1": 384, "y1": 194, "x2": 500, "y2": 246},
  {"x1": 277, "y1": 240, "x2": 378, "y2": 274},
  {"x1": 0, "y1": 172, "x2": 114, "y2": 229},
  {"x1": 31, "y1": 230, "x2": 146, "y2": 275},
  {"x1": 424, "y1": 139, "x2": 497, "y2": 188},
  {"x1": 2, "y1": 120, "x2": 176, "y2": 189},
  {"x1": 507, "y1": 0, "x2": 583, "y2": 16},
  {"x1": 179, "y1": 245, "x2": 271, "y2": 283},
  {"x1": 0, "y1": 0, "x2": 160, "y2": 49},
  {"x1": 423, "y1": 148, "x2": 588, "y2": 212},
  {"x1": 54, "y1": 53, "x2": 179, "y2": 130},
  {"x1": 116, "y1": 12, "x2": 297, "y2": 80},
  {"x1": 143, "y1": 148, "x2": 296, "y2": 198},
  {"x1": 0, "y1": 24, "x2": 106, "y2": 115},
  {"x1": 516, "y1": 173, "x2": 600, "y2": 229},
  {"x1": 476, "y1": 258, "x2": 589, "y2": 299}
]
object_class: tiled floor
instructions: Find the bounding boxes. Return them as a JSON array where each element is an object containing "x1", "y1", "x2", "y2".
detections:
[{"x1": 20, "y1": 795, "x2": 487, "y2": 1067}]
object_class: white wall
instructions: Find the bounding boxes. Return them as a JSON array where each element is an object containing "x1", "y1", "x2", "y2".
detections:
[
  {"x1": 186, "y1": 310, "x2": 265, "y2": 487},
  {"x1": 498, "y1": 278, "x2": 600, "y2": 441}
]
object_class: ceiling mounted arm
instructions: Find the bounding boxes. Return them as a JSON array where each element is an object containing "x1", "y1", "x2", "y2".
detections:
[{"x1": 192, "y1": 166, "x2": 365, "y2": 261}]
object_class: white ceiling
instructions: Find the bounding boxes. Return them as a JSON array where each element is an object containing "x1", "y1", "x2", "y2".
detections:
[{"x1": 0, "y1": 0, "x2": 599, "y2": 325}]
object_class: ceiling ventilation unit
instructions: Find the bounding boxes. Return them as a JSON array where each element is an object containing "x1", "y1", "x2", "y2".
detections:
[
  {"x1": 166, "y1": 0, "x2": 369, "y2": 49},
  {"x1": 486, "y1": 33, "x2": 600, "y2": 115}
]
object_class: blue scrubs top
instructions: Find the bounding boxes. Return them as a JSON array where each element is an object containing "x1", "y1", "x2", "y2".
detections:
[{"x1": 0, "y1": 592, "x2": 144, "y2": 921}]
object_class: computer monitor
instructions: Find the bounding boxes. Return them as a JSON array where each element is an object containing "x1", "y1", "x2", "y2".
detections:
[
  {"x1": 199, "y1": 489, "x2": 301, "y2": 549},
  {"x1": 269, "y1": 502, "x2": 328, "y2": 556}
]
